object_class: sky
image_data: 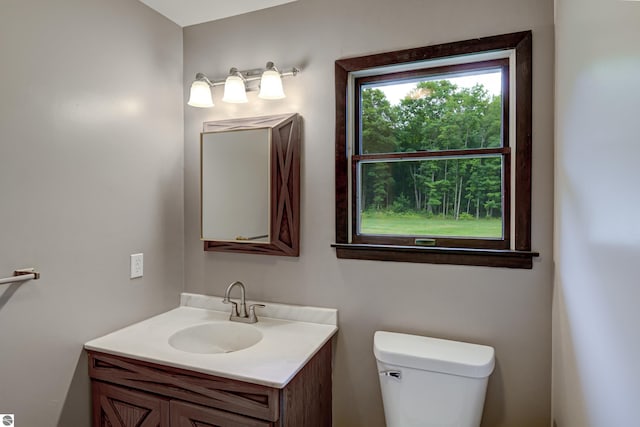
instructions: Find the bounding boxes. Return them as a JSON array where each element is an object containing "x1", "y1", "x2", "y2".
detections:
[{"x1": 376, "y1": 70, "x2": 502, "y2": 105}]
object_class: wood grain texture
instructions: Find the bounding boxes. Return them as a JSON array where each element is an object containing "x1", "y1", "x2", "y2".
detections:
[
  {"x1": 335, "y1": 31, "x2": 531, "y2": 71},
  {"x1": 170, "y1": 400, "x2": 273, "y2": 427},
  {"x1": 202, "y1": 113, "x2": 301, "y2": 257},
  {"x1": 88, "y1": 341, "x2": 334, "y2": 425},
  {"x1": 333, "y1": 243, "x2": 537, "y2": 269},
  {"x1": 514, "y1": 32, "x2": 533, "y2": 251},
  {"x1": 280, "y1": 341, "x2": 332, "y2": 427},
  {"x1": 202, "y1": 114, "x2": 294, "y2": 133},
  {"x1": 89, "y1": 352, "x2": 279, "y2": 422},
  {"x1": 335, "y1": 62, "x2": 350, "y2": 244},
  {"x1": 93, "y1": 381, "x2": 169, "y2": 427}
]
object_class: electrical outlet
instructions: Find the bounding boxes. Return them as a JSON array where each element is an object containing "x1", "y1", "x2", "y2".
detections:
[{"x1": 130, "y1": 253, "x2": 143, "y2": 279}]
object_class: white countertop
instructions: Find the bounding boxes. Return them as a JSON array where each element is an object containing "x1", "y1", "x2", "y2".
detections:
[{"x1": 84, "y1": 293, "x2": 338, "y2": 388}]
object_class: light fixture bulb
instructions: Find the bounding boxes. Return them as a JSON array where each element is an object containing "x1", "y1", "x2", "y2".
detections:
[
  {"x1": 187, "y1": 80, "x2": 214, "y2": 108},
  {"x1": 259, "y1": 69, "x2": 286, "y2": 100},
  {"x1": 222, "y1": 75, "x2": 248, "y2": 103}
]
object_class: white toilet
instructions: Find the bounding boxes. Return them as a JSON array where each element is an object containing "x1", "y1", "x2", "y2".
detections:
[{"x1": 374, "y1": 331, "x2": 495, "y2": 427}]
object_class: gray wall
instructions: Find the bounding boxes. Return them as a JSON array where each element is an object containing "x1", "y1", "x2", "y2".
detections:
[
  {"x1": 553, "y1": 0, "x2": 640, "y2": 426},
  {"x1": 0, "y1": 1, "x2": 183, "y2": 425},
  {"x1": 183, "y1": 0, "x2": 554, "y2": 425}
]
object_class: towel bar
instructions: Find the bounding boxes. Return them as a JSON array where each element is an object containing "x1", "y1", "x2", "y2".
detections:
[{"x1": 0, "y1": 268, "x2": 40, "y2": 286}]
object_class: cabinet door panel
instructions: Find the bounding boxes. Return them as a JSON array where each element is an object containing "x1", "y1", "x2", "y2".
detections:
[
  {"x1": 92, "y1": 381, "x2": 169, "y2": 427},
  {"x1": 89, "y1": 352, "x2": 279, "y2": 421},
  {"x1": 170, "y1": 400, "x2": 273, "y2": 427}
]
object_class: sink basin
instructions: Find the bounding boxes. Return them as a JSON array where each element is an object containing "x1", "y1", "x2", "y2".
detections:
[{"x1": 168, "y1": 322, "x2": 263, "y2": 354}]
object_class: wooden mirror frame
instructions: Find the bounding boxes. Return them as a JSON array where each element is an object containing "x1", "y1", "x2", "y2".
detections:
[{"x1": 201, "y1": 113, "x2": 301, "y2": 257}]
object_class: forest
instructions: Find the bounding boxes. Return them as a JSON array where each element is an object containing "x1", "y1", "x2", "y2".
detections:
[{"x1": 358, "y1": 78, "x2": 504, "y2": 238}]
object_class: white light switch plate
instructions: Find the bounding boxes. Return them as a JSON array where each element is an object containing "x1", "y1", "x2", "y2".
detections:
[{"x1": 130, "y1": 253, "x2": 143, "y2": 279}]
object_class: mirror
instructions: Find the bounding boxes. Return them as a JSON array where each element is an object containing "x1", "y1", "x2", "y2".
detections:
[
  {"x1": 202, "y1": 128, "x2": 270, "y2": 243},
  {"x1": 201, "y1": 113, "x2": 301, "y2": 256}
]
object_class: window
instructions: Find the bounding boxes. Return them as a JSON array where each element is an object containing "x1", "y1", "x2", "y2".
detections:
[{"x1": 333, "y1": 32, "x2": 538, "y2": 268}]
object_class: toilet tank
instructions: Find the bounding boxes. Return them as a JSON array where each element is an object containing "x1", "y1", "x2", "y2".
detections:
[{"x1": 374, "y1": 331, "x2": 495, "y2": 427}]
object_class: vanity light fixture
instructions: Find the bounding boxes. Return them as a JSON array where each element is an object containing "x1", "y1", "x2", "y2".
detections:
[
  {"x1": 258, "y1": 62, "x2": 286, "y2": 100},
  {"x1": 222, "y1": 68, "x2": 248, "y2": 103},
  {"x1": 187, "y1": 74, "x2": 215, "y2": 108},
  {"x1": 187, "y1": 62, "x2": 300, "y2": 108}
]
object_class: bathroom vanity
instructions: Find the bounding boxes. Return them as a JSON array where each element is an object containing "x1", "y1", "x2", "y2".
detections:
[{"x1": 85, "y1": 294, "x2": 337, "y2": 427}]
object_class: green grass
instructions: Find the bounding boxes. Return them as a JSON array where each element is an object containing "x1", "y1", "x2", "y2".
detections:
[{"x1": 360, "y1": 211, "x2": 502, "y2": 238}]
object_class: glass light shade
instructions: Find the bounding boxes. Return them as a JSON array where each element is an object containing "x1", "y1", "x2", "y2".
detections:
[
  {"x1": 222, "y1": 75, "x2": 248, "y2": 103},
  {"x1": 187, "y1": 81, "x2": 214, "y2": 108},
  {"x1": 259, "y1": 70, "x2": 285, "y2": 99}
]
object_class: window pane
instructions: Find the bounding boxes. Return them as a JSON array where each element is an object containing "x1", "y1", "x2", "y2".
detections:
[
  {"x1": 360, "y1": 68, "x2": 503, "y2": 154},
  {"x1": 358, "y1": 156, "x2": 503, "y2": 238}
]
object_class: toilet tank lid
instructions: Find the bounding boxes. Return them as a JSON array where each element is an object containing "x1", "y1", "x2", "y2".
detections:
[{"x1": 374, "y1": 331, "x2": 495, "y2": 378}]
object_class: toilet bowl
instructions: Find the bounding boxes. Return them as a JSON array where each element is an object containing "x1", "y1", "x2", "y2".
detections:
[{"x1": 374, "y1": 331, "x2": 495, "y2": 427}]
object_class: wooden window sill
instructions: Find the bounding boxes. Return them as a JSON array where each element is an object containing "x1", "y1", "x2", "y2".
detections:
[{"x1": 331, "y1": 243, "x2": 539, "y2": 269}]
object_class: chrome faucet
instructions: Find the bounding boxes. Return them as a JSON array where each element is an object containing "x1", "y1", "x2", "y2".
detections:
[{"x1": 222, "y1": 281, "x2": 265, "y2": 323}]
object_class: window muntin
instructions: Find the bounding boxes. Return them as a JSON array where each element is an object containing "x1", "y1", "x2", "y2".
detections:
[{"x1": 352, "y1": 60, "x2": 510, "y2": 249}]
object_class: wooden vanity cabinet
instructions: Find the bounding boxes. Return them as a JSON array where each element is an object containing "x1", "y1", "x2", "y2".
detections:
[
  {"x1": 87, "y1": 341, "x2": 332, "y2": 427},
  {"x1": 92, "y1": 381, "x2": 169, "y2": 427},
  {"x1": 170, "y1": 401, "x2": 272, "y2": 427}
]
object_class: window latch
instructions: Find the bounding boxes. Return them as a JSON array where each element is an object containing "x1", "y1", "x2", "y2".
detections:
[{"x1": 414, "y1": 238, "x2": 436, "y2": 246}]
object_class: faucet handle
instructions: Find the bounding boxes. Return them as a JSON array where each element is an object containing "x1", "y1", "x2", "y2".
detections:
[
  {"x1": 222, "y1": 298, "x2": 239, "y2": 317},
  {"x1": 248, "y1": 304, "x2": 265, "y2": 323}
]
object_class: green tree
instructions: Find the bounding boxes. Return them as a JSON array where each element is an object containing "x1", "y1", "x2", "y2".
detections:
[
  {"x1": 360, "y1": 88, "x2": 398, "y2": 210},
  {"x1": 361, "y1": 88, "x2": 396, "y2": 153},
  {"x1": 360, "y1": 79, "x2": 503, "y2": 222}
]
